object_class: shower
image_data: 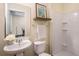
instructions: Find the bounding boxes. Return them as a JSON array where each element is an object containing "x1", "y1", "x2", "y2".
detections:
[{"x1": 51, "y1": 12, "x2": 79, "y2": 56}]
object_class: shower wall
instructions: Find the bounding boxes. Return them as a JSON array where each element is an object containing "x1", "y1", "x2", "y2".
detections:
[
  {"x1": 50, "y1": 12, "x2": 75, "y2": 55},
  {"x1": 67, "y1": 12, "x2": 79, "y2": 55},
  {"x1": 52, "y1": 12, "x2": 79, "y2": 56},
  {"x1": 62, "y1": 12, "x2": 79, "y2": 55},
  {"x1": 50, "y1": 4, "x2": 79, "y2": 56},
  {"x1": 61, "y1": 13, "x2": 74, "y2": 54}
]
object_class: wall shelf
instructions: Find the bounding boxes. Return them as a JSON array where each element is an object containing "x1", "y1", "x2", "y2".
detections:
[
  {"x1": 62, "y1": 28, "x2": 69, "y2": 31},
  {"x1": 62, "y1": 22, "x2": 68, "y2": 24},
  {"x1": 62, "y1": 21, "x2": 68, "y2": 24},
  {"x1": 34, "y1": 17, "x2": 51, "y2": 21},
  {"x1": 62, "y1": 29, "x2": 68, "y2": 31}
]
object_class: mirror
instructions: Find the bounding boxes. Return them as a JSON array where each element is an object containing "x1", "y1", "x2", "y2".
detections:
[
  {"x1": 7, "y1": 10, "x2": 25, "y2": 37},
  {"x1": 5, "y1": 3, "x2": 31, "y2": 37}
]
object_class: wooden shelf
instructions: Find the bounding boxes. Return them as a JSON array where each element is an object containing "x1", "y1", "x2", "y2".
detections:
[{"x1": 34, "y1": 17, "x2": 51, "y2": 21}]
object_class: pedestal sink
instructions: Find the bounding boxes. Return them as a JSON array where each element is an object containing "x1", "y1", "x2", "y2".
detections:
[{"x1": 3, "y1": 37, "x2": 32, "y2": 56}]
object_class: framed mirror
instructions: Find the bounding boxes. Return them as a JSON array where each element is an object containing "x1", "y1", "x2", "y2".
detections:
[{"x1": 5, "y1": 3, "x2": 31, "y2": 37}]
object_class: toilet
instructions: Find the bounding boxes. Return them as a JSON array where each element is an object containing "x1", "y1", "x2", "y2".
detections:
[{"x1": 33, "y1": 40, "x2": 51, "y2": 56}]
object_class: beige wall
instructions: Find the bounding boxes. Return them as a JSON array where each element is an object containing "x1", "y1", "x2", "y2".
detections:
[
  {"x1": 64, "y1": 4, "x2": 79, "y2": 13},
  {"x1": 5, "y1": 3, "x2": 51, "y2": 55},
  {"x1": 46, "y1": 3, "x2": 64, "y2": 55},
  {"x1": 0, "y1": 3, "x2": 51, "y2": 56},
  {"x1": 0, "y1": 3, "x2": 65, "y2": 56},
  {"x1": 48, "y1": 3, "x2": 79, "y2": 13},
  {"x1": 0, "y1": 4, "x2": 49, "y2": 55},
  {"x1": 19, "y1": 3, "x2": 51, "y2": 53},
  {"x1": 0, "y1": 3, "x2": 5, "y2": 56}
]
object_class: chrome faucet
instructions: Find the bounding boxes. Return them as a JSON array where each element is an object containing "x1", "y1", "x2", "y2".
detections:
[
  {"x1": 18, "y1": 39, "x2": 22, "y2": 46},
  {"x1": 16, "y1": 39, "x2": 22, "y2": 46}
]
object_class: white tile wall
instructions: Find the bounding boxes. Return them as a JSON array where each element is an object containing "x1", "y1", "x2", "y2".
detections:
[{"x1": 51, "y1": 12, "x2": 79, "y2": 55}]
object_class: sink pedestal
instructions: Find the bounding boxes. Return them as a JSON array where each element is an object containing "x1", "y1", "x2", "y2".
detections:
[{"x1": 16, "y1": 52, "x2": 24, "y2": 56}]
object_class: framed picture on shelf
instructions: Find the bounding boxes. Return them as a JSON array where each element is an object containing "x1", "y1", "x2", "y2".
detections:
[{"x1": 36, "y1": 3, "x2": 47, "y2": 18}]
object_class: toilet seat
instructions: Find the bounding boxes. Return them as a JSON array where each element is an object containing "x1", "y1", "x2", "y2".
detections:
[{"x1": 39, "y1": 53, "x2": 51, "y2": 56}]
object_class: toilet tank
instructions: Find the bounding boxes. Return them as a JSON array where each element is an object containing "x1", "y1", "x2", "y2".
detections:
[{"x1": 34, "y1": 41, "x2": 46, "y2": 54}]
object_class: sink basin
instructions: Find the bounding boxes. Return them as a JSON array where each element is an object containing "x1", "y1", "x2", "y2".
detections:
[{"x1": 3, "y1": 39, "x2": 32, "y2": 55}]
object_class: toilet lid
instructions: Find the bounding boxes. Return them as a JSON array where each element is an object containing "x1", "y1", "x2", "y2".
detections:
[{"x1": 39, "y1": 53, "x2": 51, "y2": 56}]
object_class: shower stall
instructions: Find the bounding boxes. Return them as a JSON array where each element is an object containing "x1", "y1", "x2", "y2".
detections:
[{"x1": 51, "y1": 12, "x2": 79, "y2": 56}]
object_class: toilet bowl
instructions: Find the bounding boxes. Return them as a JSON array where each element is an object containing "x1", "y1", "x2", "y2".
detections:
[{"x1": 33, "y1": 41, "x2": 51, "y2": 56}]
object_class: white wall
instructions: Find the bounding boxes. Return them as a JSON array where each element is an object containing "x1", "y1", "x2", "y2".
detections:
[
  {"x1": 61, "y1": 13, "x2": 74, "y2": 54},
  {"x1": 65, "y1": 12, "x2": 79, "y2": 55},
  {"x1": 50, "y1": 12, "x2": 74, "y2": 55},
  {"x1": 48, "y1": 4, "x2": 64, "y2": 55},
  {"x1": 50, "y1": 4, "x2": 79, "y2": 56},
  {"x1": 52, "y1": 13, "x2": 63, "y2": 55}
]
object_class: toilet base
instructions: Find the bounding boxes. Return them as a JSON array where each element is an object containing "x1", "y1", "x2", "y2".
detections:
[{"x1": 39, "y1": 53, "x2": 51, "y2": 56}]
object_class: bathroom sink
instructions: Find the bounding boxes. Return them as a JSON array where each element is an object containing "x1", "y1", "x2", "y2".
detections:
[{"x1": 3, "y1": 39, "x2": 32, "y2": 55}]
